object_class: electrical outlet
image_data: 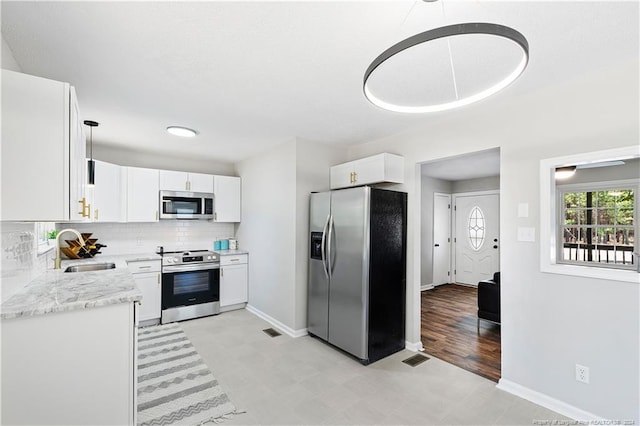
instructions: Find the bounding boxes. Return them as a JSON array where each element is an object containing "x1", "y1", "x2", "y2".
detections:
[{"x1": 575, "y1": 364, "x2": 590, "y2": 384}]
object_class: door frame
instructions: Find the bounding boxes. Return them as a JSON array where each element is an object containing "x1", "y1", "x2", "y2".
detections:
[
  {"x1": 432, "y1": 192, "x2": 452, "y2": 287},
  {"x1": 452, "y1": 190, "x2": 500, "y2": 284}
]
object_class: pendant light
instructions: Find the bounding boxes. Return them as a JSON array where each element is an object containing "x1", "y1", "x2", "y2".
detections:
[
  {"x1": 84, "y1": 120, "x2": 99, "y2": 186},
  {"x1": 363, "y1": 2, "x2": 529, "y2": 113}
]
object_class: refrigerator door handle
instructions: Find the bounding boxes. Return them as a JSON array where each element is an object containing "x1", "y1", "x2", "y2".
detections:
[
  {"x1": 327, "y1": 214, "x2": 335, "y2": 277},
  {"x1": 321, "y1": 214, "x2": 330, "y2": 279}
]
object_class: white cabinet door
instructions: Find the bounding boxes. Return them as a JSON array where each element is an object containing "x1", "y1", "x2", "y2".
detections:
[
  {"x1": 329, "y1": 162, "x2": 353, "y2": 190},
  {"x1": 134, "y1": 272, "x2": 161, "y2": 322},
  {"x1": 220, "y1": 263, "x2": 248, "y2": 307},
  {"x1": 92, "y1": 160, "x2": 125, "y2": 222},
  {"x1": 188, "y1": 172, "x2": 214, "y2": 193},
  {"x1": 159, "y1": 170, "x2": 213, "y2": 193},
  {"x1": 330, "y1": 153, "x2": 404, "y2": 190},
  {"x1": 69, "y1": 87, "x2": 88, "y2": 222},
  {"x1": 159, "y1": 170, "x2": 188, "y2": 191},
  {"x1": 213, "y1": 175, "x2": 241, "y2": 222},
  {"x1": 127, "y1": 167, "x2": 159, "y2": 222},
  {"x1": 1, "y1": 70, "x2": 87, "y2": 221},
  {"x1": 1, "y1": 303, "x2": 136, "y2": 425}
]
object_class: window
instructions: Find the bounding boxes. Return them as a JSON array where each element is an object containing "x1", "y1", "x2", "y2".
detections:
[
  {"x1": 558, "y1": 186, "x2": 636, "y2": 269},
  {"x1": 35, "y1": 222, "x2": 56, "y2": 254},
  {"x1": 539, "y1": 146, "x2": 639, "y2": 283},
  {"x1": 468, "y1": 206, "x2": 486, "y2": 250}
]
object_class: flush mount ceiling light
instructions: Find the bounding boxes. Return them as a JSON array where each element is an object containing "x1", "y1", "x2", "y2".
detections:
[
  {"x1": 363, "y1": 22, "x2": 529, "y2": 113},
  {"x1": 167, "y1": 126, "x2": 198, "y2": 137},
  {"x1": 83, "y1": 120, "x2": 99, "y2": 186},
  {"x1": 555, "y1": 166, "x2": 577, "y2": 180}
]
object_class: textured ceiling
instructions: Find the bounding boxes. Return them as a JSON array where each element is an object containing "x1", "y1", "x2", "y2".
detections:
[{"x1": 2, "y1": 1, "x2": 638, "y2": 165}]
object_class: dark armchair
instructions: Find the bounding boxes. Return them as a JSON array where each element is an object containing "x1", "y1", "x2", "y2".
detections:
[{"x1": 477, "y1": 272, "x2": 500, "y2": 332}]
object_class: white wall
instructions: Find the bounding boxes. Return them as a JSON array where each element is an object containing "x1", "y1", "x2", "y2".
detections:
[
  {"x1": 235, "y1": 138, "x2": 345, "y2": 335},
  {"x1": 347, "y1": 58, "x2": 640, "y2": 421},
  {"x1": 452, "y1": 175, "x2": 500, "y2": 194},
  {"x1": 1, "y1": 34, "x2": 21, "y2": 71},
  {"x1": 235, "y1": 140, "x2": 298, "y2": 330},
  {"x1": 93, "y1": 144, "x2": 236, "y2": 176}
]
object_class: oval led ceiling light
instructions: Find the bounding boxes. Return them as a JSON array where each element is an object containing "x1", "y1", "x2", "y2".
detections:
[
  {"x1": 167, "y1": 126, "x2": 198, "y2": 137},
  {"x1": 363, "y1": 23, "x2": 529, "y2": 113}
]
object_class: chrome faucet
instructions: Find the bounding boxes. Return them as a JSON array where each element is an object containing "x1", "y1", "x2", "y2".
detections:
[{"x1": 54, "y1": 228, "x2": 86, "y2": 270}]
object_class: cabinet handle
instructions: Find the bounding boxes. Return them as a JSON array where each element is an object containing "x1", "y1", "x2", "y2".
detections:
[
  {"x1": 221, "y1": 268, "x2": 224, "y2": 277},
  {"x1": 214, "y1": 212, "x2": 217, "y2": 221},
  {"x1": 157, "y1": 274, "x2": 160, "y2": 284},
  {"x1": 186, "y1": 181, "x2": 191, "y2": 191},
  {"x1": 139, "y1": 266, "x2": 151, "y2": 269},
  {"x1": 78, "y1": 197, "x2": 90, "y2": 218},
  {"x1": 95, "y1": 209, "x2": 99, "y2": 221},
  {"x1": 155, "y1": 210, "x2": 159, "y2": 221},
  {"x1": 353, "y1": 172, "x2": 357, "y2": 183},
  {"x1": 230, "y1": 259, "x2": 239, "y2": 262}
]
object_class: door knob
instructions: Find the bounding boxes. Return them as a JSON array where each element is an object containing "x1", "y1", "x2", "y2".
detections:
[
  {"x1": 493, "y1": 238, "x2": 498, "y2": 242},
  {"x1": 493, "y1": 245, "x2": 498, "y2": 249}
]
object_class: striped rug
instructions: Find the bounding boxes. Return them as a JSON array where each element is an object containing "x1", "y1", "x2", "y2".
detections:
[{"x1": 137, "y1": 323, "x2": 238, "y2": 426}]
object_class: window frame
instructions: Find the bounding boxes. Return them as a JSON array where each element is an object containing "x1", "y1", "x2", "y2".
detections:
[
  {"x1": 556, "y1": 180, "x2": 637, "y2": 271},
  {"x1": 539, "y1": 145, "x2": 640, "y2": 283}
]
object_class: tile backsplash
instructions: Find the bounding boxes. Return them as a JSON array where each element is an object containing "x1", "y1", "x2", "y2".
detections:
[
  {"x1": 1, "y1": 222, "x2": 51, "y2": 302},
  {"x1": 68, "y1": 220, "x2": 236, "y2": 255},
  {"x1": 1, "y1": 220, "x2": 236, "y2": 302}
]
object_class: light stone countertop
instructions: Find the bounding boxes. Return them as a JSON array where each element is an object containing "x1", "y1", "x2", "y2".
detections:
[
  {"x1": 0, "y1": 253, "x2": 160, "y2": 320},
  {"x1": 214, "y1": 249, "x2": 249, "y2": 256}
]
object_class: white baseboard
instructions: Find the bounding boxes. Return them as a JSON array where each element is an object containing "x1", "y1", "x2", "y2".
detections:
[
  {"x1": 421, "y1": 284, "x2": 435, "y2": 291},
  {"x1": 245, "y1": 304, "x2": 308, "y2": 338},
  {"x1": 405, "y1": 340, "x2": 424, "y2": 352},
  {"x1": 497, "y1": 379, "x2": 604, "y2": 421}
]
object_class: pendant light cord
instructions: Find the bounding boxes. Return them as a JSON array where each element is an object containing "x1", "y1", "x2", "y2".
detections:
[
  {"x1": 441, "y1": 0, "x2": 459, "y2": 100},
  {"x1": 89, "y1": 125, "x2": 93, "y2": 161}
]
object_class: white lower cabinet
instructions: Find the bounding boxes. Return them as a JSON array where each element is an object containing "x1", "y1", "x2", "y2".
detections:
[
  {"x1": 220, "y1": 254, "x2": 248, "y2": 310},
  {"x1": 128, "y1": 259, "x2": 161, "y2": 324},
  {"x1": 1, "y1": 302, "x2": 137, "y2": 425}
]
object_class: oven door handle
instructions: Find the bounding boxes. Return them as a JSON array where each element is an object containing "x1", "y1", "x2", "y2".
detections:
[{"x1": 162, "y1": 263, "x2": 220, "y2": 273}]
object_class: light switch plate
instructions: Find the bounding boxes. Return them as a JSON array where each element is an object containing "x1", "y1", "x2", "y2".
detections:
[{"x1": 517, "y1": 227, "x2": 536, "y2": 242}]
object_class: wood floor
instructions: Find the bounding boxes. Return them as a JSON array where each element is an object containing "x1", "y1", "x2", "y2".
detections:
[{"x1": 421, "y1": 284, "x2": 501, "y2": 382}]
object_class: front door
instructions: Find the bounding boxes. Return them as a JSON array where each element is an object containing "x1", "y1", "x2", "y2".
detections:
[{"x1": 454, "y1": 193, "x2": 499, "y2": 285}]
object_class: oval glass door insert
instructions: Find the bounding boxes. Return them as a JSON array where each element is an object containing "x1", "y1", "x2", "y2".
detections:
[{"x1": 468, "y1": 206, "x2": 486, "y2": 250}]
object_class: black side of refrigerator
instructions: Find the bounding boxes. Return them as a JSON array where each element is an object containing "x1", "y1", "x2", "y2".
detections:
[{"x1": 367, "y1": 188, "x2": 407, "y2": 364}]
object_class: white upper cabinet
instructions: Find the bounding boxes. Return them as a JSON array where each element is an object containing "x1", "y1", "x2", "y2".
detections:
[
  {"x1": 126, "y1": 167, "x2": 159, "y2": 222},
  {"x1": 213, "y1": 176, "x2": 241, "y2": 222},
  {"x1": 1, "y1": 70, "x2": 88, "y2": 221},
  {"x1": 330, "y1": 153, "x2": 404, "y2": 190},
  {"x1": 90, "y1": 160, "x2": 126, "y2": 222},
  {"x1": 159, "y1": 170, "x2": 213, "y2": 193}
]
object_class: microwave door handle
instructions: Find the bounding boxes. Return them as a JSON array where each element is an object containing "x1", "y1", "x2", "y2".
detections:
[{"x1": 320, "y1": 214, "x2": 329, "y2": 279}]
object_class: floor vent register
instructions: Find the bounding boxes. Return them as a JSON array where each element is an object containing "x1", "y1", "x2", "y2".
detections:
[
  {"x1": 402, "y1": 353, "x2": 430, "y2": 367},
  {"x1": 262, "y1": 328, "x2": 282, "y2": 338}
]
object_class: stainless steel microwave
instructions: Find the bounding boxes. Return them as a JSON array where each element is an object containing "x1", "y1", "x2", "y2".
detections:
[{"x1": 159, "y1": 191, "x2": 214, "y2": 220}]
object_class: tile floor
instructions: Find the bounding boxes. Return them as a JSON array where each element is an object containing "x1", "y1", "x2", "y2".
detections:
[{"x1": 179, "y1": 309, "x2": 569, "y2": 425}]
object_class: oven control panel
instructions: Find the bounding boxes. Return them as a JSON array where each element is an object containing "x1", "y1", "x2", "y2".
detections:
[{"x1": 162, "y1": 250, "x2": 218, "y2": 266}]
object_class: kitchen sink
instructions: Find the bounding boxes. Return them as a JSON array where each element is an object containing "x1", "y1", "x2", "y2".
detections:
[{"x1": 64, "y1": 262, "x2": 116, "y2": 273}]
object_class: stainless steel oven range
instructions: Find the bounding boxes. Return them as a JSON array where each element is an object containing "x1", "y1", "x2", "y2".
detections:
[{"x1": 161, "y1": 250, "x2": 220, "y2": 324}]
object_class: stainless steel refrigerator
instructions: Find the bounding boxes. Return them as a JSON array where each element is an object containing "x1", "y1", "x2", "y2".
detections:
[{"x1": 308, "y1": 186, "x2": 407, "y2": 364}]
